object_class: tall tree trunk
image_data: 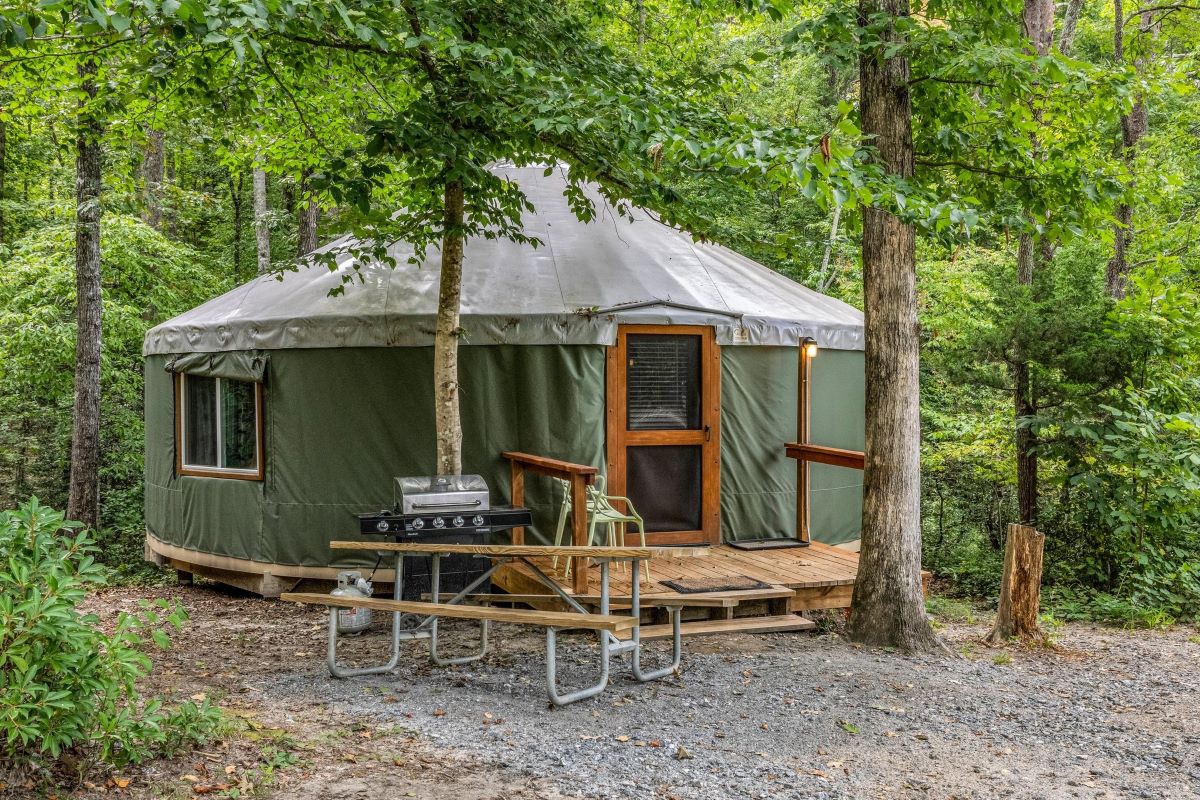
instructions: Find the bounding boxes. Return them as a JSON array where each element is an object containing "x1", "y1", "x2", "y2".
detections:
[
  {"x1": 67, "y1": 59, "x2": 103, "y2": 531},
  {"x1": 848, "y1": 0, "x2": 941, "y2": 652},
  {"x1": 0, "y1": 115, "x2": 7, "y2": 244},
  {"x1": 142, "y1": 129, "x2": 164, "y2": 230},
  {"x1": 1057, "y1": 0, "x2": 1085, "y2": 55},
  {"x1": 230, "y1": 172, "x2": 245, "y2": 282},
  {"x1": 1013, "y1": 239, "x2": 1039, "y2": 526},
  {"x1": 1010, "y1": 0, "x2": 1055, "y2": 528},
  {"x1": 1106, "y1": 1, "x2": 1152, "y2": 299},
  {"x1": 434, "y1": 178, "x2": 465, "y2": 475},
  {"x1": 297, "y1": 169, "x2": 319, "y2": 256},
  {"x1": 253, "y1": 167, "x2": 270, "y2": 275},
  {"x1": 816, "y1": 202, "x2": 842, "y2": 293}
]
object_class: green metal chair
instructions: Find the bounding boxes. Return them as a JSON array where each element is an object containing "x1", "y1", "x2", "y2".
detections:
[{"x1": 552, "y1": 476, "x2": 651, "y2": 583}]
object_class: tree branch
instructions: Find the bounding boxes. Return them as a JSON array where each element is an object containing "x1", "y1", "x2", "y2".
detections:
[{"x1": 914, "y1": 158, "x2": 1027, "y2": 180}]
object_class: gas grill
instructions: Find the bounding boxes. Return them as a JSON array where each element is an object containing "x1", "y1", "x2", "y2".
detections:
[
  {"x1": 357, "y1": 474, "x2": 531, "y2": 537},
  {"x1": 355, "y1": 475, "x2": 532, "y2": 602}
]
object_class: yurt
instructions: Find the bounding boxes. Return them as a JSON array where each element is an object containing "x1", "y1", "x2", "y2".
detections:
[{"x1": 142, "y1": 165, "x2": 865, "y2": 597}]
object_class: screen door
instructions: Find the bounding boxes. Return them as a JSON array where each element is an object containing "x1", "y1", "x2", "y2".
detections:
[{"x1": 606, "y1": 325, "x2": 720, "y2": 545}]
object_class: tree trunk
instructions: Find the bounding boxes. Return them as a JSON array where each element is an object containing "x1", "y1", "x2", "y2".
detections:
[
  {"x1": 253, "y1": 167, "x2": 271, "y2": 275},
  {"x1": 816, "y1": 202, "x2": 842, "y2": 293},
  {"x1": 434, "y1": 178, "x2": 465, "y2": 475},
  {"x1": 0, "y1": 115, "x2": 7, "y2": 244},
  {"x1": 230, "y1": 172, "x2": 245, "y2": 282},
  {"x1": 1013, "y1": 234, "x2": 1038, "y2": 526},
  {"x1": 847, "y1": 0, "x2": 941, "y2": 652},
  {"x1": 67, "y1": 59, "x2": 103, "y2": 531},
  {"x1": 1057, "y1": 0, "x2": 1085, "y2": 55},
  {"x1": 1009, "y1": 0, "x2": 1055, "y2": 529},
  {"x1": 1105, "y1": 1, "x2": 1152, "y2": 299},
  {"x1": 142, "y1": 129, "x2": 164, "y2": 230},
  {"x1": 985, "y1": 523, "x2": 1046, "y2": 645},
  {"x1": 297, "y1": 169, "x2": 319, "y2": 256}
]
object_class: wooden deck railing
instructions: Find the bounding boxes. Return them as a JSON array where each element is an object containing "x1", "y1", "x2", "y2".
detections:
[
  {"x1": 784, "y1": 441, "x2": 865, "y2": 544},
  {"x1": 784, "y1": 442, "x2": 865, "y2": 470},
  {"x1": 502, "y1": 451, "x2": 598, "y2": 594}
]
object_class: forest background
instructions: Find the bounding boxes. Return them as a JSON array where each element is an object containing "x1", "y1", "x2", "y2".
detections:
[{"x1": 1, "y1": 0, "x2": 1198, "y2": 627}]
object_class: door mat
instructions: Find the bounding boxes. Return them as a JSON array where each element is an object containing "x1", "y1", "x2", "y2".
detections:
[
  {"x1": 660, "y1": 576, "x2": 773, "y2": 593},
  {"x1": 728, "y1": 538, "x2": 810, "y2": 551}
]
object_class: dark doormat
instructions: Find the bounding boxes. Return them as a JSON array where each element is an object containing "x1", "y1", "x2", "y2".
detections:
[
  {"x1": 728, "y1": 538, "x2": 810, "y2": 551},
  {"x1": 660, "y1": 576, "x2": 773, "y2": 593}
]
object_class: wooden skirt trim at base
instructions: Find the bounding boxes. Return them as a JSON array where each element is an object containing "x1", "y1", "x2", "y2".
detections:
[{"x1": 143, "y1": 532, "x2": 398, "y2": 597}]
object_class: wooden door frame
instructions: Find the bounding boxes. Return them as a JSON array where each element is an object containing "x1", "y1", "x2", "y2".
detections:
[{"x1": 605, "y1": 324, "x2": 721, "y2": 546}]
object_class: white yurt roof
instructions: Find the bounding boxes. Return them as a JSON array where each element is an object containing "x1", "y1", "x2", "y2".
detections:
[{"x1": 143, "y1": 165, "x2": 864, "y2": 356}]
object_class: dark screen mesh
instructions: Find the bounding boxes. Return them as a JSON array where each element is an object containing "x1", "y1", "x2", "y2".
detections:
[
  {"x1": 627, "y1": 445, "x2": 702, "y2": 532},
  {"x1": 626, "y1": 334, "x2": 701, "y2": 430}
]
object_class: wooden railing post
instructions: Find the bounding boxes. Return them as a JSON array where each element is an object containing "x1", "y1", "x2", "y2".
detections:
[
  {"x1": 796, "y1": 343, "x2": 812, "y2": 544},
  {"x1": 510, "y1": 459, "x2": 526, "y2": 545},
  {"x1": 570, "y1": 474, "x2": 588, "y2": 594},
  {"x1": 500, "y1": 451, "x2": 599, "y2": 596}
]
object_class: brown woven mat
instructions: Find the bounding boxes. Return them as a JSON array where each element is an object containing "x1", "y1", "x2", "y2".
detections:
[{"x1": 659, "y1": 576, "x2": 772, "y2": 594}]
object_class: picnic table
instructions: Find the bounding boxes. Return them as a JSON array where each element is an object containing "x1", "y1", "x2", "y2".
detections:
[{"x1": 282, "y1": 541, "x2": 709, "y2": 705}]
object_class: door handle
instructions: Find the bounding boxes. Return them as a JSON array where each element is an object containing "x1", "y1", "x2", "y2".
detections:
[{"x1": 704, "y1": 425, "x2": 711, "y2": 442}]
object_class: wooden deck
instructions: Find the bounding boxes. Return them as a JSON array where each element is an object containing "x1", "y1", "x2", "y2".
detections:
[{"x1": 492, "y1": 540, "x2": 861, "y2": 622}]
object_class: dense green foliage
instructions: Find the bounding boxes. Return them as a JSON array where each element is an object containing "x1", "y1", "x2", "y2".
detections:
[
  {"x1": 0, "y1": 0, "x2": 1196, "y2": 624},
  {"x1": 0, "y1": 217, "x2": 226, "y2": 573},
  {"x1": 0, "y1": 498, "x2": 218, "y2": 771}
]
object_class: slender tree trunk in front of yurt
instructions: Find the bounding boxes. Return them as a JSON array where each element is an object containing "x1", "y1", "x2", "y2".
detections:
[
  {"x1": 848, "y1": 0, "x2": 941, "y2": 652},
  {"x1": 434, "y1": 178, "x2": 465, "y2": 475},
  {"x1": 254, "y1": 167, "x2": 271, "y2": 275},
  {"x1": 68, "y1": 58, "x2": 103, "y2": 531}
]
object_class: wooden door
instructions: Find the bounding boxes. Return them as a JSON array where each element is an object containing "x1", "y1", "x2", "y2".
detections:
[{"x1": 606, "y1": 325, "x2": 720, "y2": 545}]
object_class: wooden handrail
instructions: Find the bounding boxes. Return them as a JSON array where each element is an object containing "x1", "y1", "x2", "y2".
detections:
[
  {"x1": 501, "y1": 451, "x2": 599, "y2": 482},
  {"x1": 784, "y1": 442, "x2": 865, "y2": 470},
  {"x1": 502, "y1": 451, "x2": 599, "y2": 594}
]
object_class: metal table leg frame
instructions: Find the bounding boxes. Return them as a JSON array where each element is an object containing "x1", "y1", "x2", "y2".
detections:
[
  {"x1": 629, "y1": 559, "x2": 683, "y2": 682},
  {"x1": 546, "y1": 561, "x2": 612, "y2": 706},
  {"x1": 428, "y1": 554, "x2": 493, "y2": 666},
  {"x1": 328, "y1": 554, "x2": 406, "y2": 678}
]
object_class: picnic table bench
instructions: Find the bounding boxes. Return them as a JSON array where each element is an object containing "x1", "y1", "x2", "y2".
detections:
[{"x1": 283, "y1": 541, "x2": 709, "y2": 705}]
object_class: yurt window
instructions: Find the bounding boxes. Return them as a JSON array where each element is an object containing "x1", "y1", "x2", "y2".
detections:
[{"x1": 176, "y1": 374, "x2": 264, "y2": 480}]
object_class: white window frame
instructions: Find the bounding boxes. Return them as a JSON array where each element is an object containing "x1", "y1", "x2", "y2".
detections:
[{"x1": 177, "y1": 373, "x2": 264, "y2": 480}]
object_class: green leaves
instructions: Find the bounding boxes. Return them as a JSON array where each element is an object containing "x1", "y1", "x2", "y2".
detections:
[{"x1": 0, "y1": 498, "x2": 220, "y2": 767}]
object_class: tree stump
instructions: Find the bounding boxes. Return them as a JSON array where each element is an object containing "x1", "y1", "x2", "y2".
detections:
[{"x1": 985, "y1": 523, "x2": 1046, "y2": 646}]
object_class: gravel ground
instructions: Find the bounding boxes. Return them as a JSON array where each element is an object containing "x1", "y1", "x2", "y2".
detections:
[{"x1": 77, "y1": 586, "x2": 1200, "y2": 800}]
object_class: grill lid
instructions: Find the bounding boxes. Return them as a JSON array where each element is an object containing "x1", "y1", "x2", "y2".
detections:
[{"x1": 394, "y1": 474, "x2": 490, "y2": 514}]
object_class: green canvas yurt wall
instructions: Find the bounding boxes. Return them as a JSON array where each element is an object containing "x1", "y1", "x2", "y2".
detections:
[
  {"x1": 144, "y1": 344, "x2": 864, "y2": 571},
  {"x1": 719, "y1": 346, "x2": 863, "y2": 546}
]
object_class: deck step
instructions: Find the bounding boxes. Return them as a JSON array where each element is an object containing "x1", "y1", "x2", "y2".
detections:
[{"x1": 616, "y1": 614, "x2": 816, "y2": 641}]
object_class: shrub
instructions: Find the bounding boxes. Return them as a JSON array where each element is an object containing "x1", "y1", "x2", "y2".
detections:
[{"x1": 0, "y1": 498, "x2": 218, "y2": 774}]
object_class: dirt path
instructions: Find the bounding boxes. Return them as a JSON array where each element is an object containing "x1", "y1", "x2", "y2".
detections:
[{"x1": 43, "y1": 585, "x2": 1200, "y2": 799}]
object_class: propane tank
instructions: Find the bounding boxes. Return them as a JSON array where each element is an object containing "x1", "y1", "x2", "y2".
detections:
[{"x1": 332, "y1": 570, "x2": 373, "y2": 634}]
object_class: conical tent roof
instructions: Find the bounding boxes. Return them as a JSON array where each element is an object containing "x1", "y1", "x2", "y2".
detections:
[{"x1": 144, "y1": 165, "x2": 863, "y2": 356}]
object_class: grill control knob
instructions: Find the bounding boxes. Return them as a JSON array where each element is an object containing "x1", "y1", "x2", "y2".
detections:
[
  {"x1": 472, "y1": 514, "x2": 485, "y2": 527},
  {"x1": 432, "y1": 516, "x2": 445, "y2": 529},
  {"x1": 411, "y1": 517, "x2": 425, "y2": 530},
  {"x1": 375, "y1": 519, "x2": 391, "y2": 532},
  {"x1": 452, "y1": 516, "x2": 465, "y2": 528}
]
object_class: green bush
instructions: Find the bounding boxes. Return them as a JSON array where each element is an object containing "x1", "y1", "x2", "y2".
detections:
[{"x1": 0, "y1": 498, "x2": 218, "y2": 773}]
